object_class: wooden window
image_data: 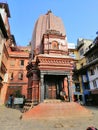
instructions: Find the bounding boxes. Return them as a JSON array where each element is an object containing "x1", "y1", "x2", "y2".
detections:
[
  {"x1": 10, "y1": 72, "x2": 13, "y2": 80},
  {"x1": 81, "y1": 63, "x2": 83, "y2": 67},
  {"x1": 93, "y1": 80, "x2": 97, "y2": 88},
  {"x1": 75, "y1": 83, "x2": 80, "y2": 92},
  {"x1": 20, "y1": 60, "x2": 24, "y2": 66},
  {"x1": 79, "y1": 48, "x2": 84, "y2": 56},
  {"x1": 90, "y1": 69, "x2": 95, "y2": 75},
  {"x1": 10, "y1": 60, "x2": 15, "y2": 66},
  {"x1": 18, "y1": 73, "x2": 23, "y2": 80}
]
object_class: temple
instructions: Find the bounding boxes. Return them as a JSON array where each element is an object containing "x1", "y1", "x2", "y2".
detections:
[{"x1": 26, "y1": 11, "x2": 74, "y2": 105}]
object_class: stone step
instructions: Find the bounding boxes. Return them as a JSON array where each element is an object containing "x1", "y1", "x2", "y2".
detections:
[
  {"x1": 23, "y1": 102, "x2": 92, "y2": 120},
  {"x1": 44, "y1": 99, "x2": 62, "y2": 103},
  {"x1": 22, "y1": 100, "x2": 33, "y2": 113}
]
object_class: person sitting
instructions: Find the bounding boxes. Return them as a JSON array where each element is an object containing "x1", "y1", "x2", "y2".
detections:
[{"x1": 60, "y1": 88, "x2": 67, "y2": 101}]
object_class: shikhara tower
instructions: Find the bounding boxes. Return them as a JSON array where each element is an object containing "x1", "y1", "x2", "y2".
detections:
[{"x1": 26, "y1": 11, "x2": 74, "y2": 105}]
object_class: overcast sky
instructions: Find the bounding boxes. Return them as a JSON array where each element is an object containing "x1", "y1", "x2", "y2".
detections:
[{"x1": 4, "y1": 0, "x2": 98, "y2": 46}]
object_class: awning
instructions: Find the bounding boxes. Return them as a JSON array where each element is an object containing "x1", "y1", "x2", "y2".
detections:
[{"x1": 90, "y1": 89, "x2": 98, "y2": 94}]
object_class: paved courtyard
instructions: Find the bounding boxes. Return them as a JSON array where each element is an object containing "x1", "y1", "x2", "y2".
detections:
[{"x1": 0, "y1": 104, "x2": 98, "y2": 130}]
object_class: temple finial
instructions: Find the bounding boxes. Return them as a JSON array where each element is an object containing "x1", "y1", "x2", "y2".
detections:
[{"x1": 46, "y1": 10, "x2": 52, "y2": 15}]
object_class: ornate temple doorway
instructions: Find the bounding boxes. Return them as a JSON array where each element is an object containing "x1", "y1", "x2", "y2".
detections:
[{"x1": 44, "y1": 75, "x2": 66, "y2": 100}]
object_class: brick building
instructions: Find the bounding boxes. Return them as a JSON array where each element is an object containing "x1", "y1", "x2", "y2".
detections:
[
  {"x1": 5, "y1": 42, "x2": 30, "y2": 102},
  {"x1": 0, "y1": 2, "x2": 30, "y2": 104},
  {"x1": 0, "y1": 2, "x2": 10, "y2": 104}
]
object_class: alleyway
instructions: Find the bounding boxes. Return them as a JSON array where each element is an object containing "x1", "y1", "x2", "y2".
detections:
[{"x1": 0, "y1": 103, "x2": 98, "y2": 130}]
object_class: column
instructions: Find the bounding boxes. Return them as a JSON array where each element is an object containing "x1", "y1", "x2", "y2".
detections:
[
  {"x1": 32, "y1": 70, "x2": 39, "y2": 104},
  {"x1": 40, "y1": 74, "x2": 44, "y2": 102},
  {"x1": 67, "y1": 75, "x2": 73, "y2": 102}
]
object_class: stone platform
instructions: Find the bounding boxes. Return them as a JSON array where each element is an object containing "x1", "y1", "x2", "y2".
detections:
[{"x1": 23, "y1": 101, "x2": 92, "y2": 120}]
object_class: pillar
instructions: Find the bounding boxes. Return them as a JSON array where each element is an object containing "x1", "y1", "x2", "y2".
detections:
[
  {"x1": 40, "y1": 74, "x2": 44, "y2": 102},
  {"x1": 32, "y1": 70, "x2": 39, "y2": 104},
  {"x1": 67, "y1": 74, "x2": 73, "y2": 102},
  {"x1": 63, "y1": 77, "x2": 68, "y2": 98}
]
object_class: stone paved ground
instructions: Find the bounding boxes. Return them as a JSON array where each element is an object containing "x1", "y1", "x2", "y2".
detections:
[{"x1": 0, "y1": 105, "x2": 98, "y2": 130}]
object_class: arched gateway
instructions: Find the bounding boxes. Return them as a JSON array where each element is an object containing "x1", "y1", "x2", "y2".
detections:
[{"x1": 26, "y1": 11, "x2": 74, "y2": 105}]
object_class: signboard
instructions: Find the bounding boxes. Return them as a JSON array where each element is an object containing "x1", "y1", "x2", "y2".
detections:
[{"x1": 14, "y1": 98, "x2": 23, "y2": 104}]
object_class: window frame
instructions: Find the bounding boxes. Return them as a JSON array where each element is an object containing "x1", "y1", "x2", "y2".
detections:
[
  {"x1": 93, "y1": 80, "x2": 97, "y2": 88},
  {"x1": 20, "y1": 60, "x2": 24, "y2": 66},
  {"x1": 52, "y1": 41, "x2": 59, "y2": 49},
  {"x1": 18, "y1": 72, "x2": 23, "y2": 80},
  {"x1": 90, "y1": 69, "x2": 95, "y2": 75},
  {"x1": 10, "y1": 72, "x2": 13, "y2": 80}
]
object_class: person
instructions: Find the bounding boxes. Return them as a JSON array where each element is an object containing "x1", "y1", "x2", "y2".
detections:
[
  {"x1": 7, "y1": 94, "x2": 14, "y2": 108},
  {"x1": 10, "y1": 95, "x2": 14, "y2": 108},
  {"x1": 60, "y1": 88, "x2": 66, "y2": 101},
  {"x1": 22, "y1": 95, "x2": 26, "y2": 108},
  {"x1": 7, "y1": 95, "x2": 11, "y2": 108},
  {"x1": 63, "y1": 89, "x2": 67, "y2": 101},
  {"x1": 86, "y1": 126, "x2": 98, "y2": 130}
]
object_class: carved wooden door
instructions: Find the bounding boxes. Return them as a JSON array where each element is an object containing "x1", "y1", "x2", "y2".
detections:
[{"x1": 48, "y1": 82, "x2": 56, "y2": 99}]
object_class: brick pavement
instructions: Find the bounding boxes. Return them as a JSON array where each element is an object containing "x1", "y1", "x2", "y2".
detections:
[{"x1": 0, "y1": 103, "x2": 98, "y2": 130}]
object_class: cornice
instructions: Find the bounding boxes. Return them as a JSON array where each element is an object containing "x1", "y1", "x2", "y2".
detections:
[
  {"x1": 43, "y1": 33, "x2": 65, "y2": 40},
  {"x1": 9, "y1": 54, "x2": 29, "y2": 58},
  {"x1": 8, "y1": 82, "x2": 27, "y2": 85}
]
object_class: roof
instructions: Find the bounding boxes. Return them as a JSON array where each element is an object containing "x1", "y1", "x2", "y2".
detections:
[
  {"x1": 84, "y1": 37, "x2": 98, "y2": 56},
  {"x1": 38, "y1": 54, "x2": 73, "y2": 59},
  {"x1": 76, "y1": 38, "x2": 93, "y2": 50}
]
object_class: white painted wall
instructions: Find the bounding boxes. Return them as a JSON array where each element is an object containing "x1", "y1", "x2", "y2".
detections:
[
  {"x1": 88, "y1": 64, "x2": 98, "y2": 89},
  {"x1": 0, "y1": 8, "x2": 6, "y2": 23},
  {"x1": 0, "y1": 8, "x2": 9, "y2": 31},
  {"x1": 77, "y1": 39, "x2": 93, "y2": 59}
]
